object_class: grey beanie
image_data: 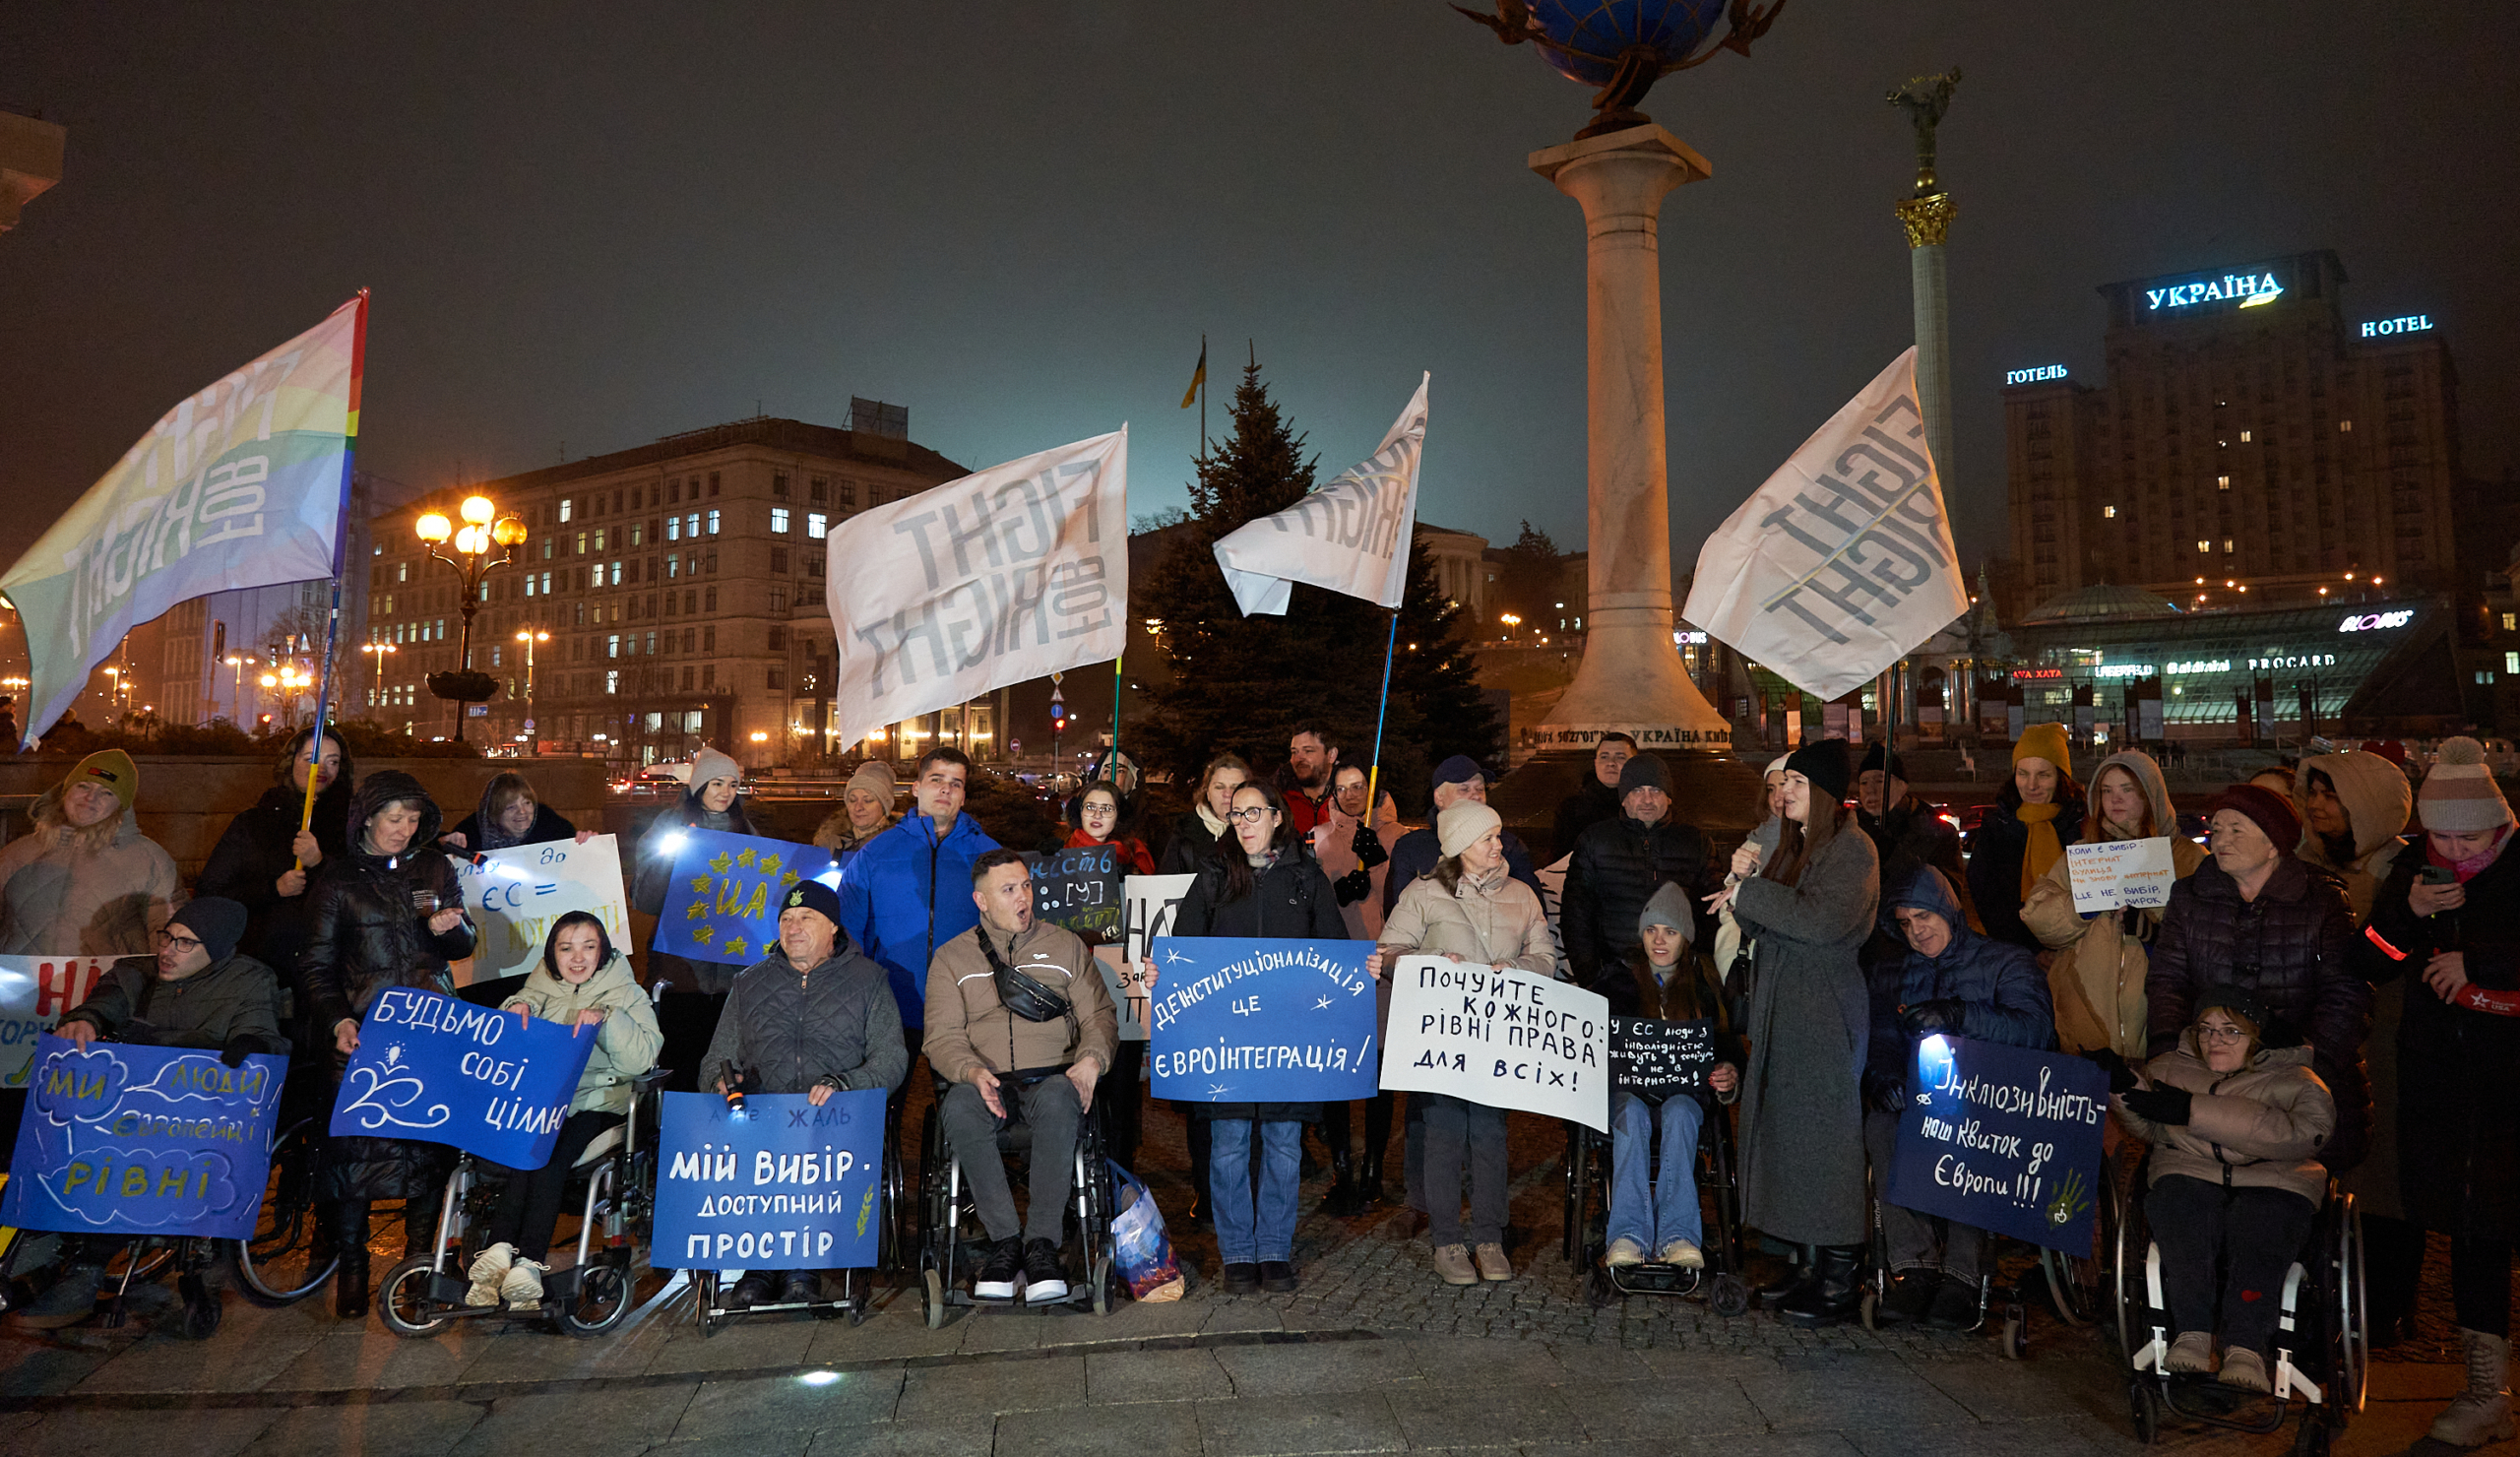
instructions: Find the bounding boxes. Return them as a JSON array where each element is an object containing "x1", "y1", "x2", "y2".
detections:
[{"x1": 1637, "y1": 881, "x2": 1694, "y2": 944}]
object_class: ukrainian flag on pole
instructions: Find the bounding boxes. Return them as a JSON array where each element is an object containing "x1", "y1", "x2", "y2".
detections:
[{"x1": 0, "y1": 295, "x2": 366, "y2": 746}]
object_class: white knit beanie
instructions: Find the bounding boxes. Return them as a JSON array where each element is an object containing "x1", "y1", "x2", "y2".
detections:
[
  {"x1": 2420, "y1": 737, "x2": 2513, "y2": 834},
  {"x1": 1437, "y1": 800, "x2": 1503, "y2": 858},
  {"x1": 691, "y1": 746, "x2": 741, "y2": 791}
]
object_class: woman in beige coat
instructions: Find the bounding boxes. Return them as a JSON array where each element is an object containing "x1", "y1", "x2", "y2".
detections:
[
  {"x1": 2022, "y1": 750, "x2": 2206, "y2": 1058},
  {"x1": 1374, "y1": 800, "x2": 1558, "y2": 1286}
]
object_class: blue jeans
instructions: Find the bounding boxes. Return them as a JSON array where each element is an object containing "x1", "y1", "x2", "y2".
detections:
[
  {"x1": 1607, "y1": 1091, "x2": 1705, "y2": 1252},
  {"x1": 1208, "y1": 1118, "x2": 1301, "y2": 1265}
]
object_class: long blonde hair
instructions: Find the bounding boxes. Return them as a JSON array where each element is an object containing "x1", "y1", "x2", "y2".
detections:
[{"x1": 31, "y1": 783, "x2": 121, "y2": 853}]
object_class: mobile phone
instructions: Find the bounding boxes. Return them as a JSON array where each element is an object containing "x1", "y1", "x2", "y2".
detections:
[{"x1": 2422, "y1": 865, "x2": 2456, "y2": 886}]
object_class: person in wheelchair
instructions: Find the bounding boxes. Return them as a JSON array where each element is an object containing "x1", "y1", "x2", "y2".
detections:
[
  {"x1": 701, "y1": 879, "x2": 908, "y2": 1309},
  {"x1": 924, "y1": 849, "x2": 1118, "y2": 1304},
  {"x1": 463, "y1": 912, "x2": 662, "y2": 1311},
  {"x1": 2104, "y1": 983, "x2": 2335, "y2": 1393},
  {"x1": 9, "y1": 896, "x2": 284, "y2": 1335},
  {"x1": 1599, "y1": 884, "x2": 1739, "y2": 1271},
  {"x1": 1863, "y1": 867, "x2": 2054, "y2": 1329}
]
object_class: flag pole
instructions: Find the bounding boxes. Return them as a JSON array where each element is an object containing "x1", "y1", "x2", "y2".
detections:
[
  {"x1": 1364, "y1": 609, "x2": 1398, "y2": 826},
  {"x1": 296, "y1": 289, "x2": 369, "y2": 864},
  {"x1": 1109, "y1": 651, "x2": 1124, "y2": 775}
]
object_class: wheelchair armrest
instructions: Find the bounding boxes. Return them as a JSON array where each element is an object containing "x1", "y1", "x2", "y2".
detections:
[{"x1": 630, "y1": 1068, "x2": 670, "y2": 1094}]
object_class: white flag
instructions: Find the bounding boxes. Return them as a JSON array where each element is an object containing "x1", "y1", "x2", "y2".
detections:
[
  {"x1": 1213, "y1": 373, "x2": 1426, "y2": 614},
  {"x1": 825, "y1": 428, "x2": 1127, "y2": 743},
  {"x1": 1681, "y1": 348, "x2": 1968, "y2": 702}
]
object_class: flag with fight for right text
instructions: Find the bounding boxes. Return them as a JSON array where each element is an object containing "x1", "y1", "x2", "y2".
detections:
[{"x1": 1682, "y1": 348, "x2": 1968, "y2": 701}]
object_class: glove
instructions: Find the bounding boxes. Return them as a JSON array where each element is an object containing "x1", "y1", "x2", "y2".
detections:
[
  {"x1": 2120, "y1": 1084, "x2": 2192, "y2": 1126},
  {"x1": 1334, "y1": 866, "x2": 1373, "y2": 907},
  {"x1": 1899, "y1": 999, "x2": 1966, "y2": 1037},
  {"x1": 1352, "y1": 821, "x2": 1388, "y2": 870},
  {"x1": 1861, "y1": 1069, "x2": 1906, "y2": 1115},
  {"x1": 2082, "y1": 1047, "x2": 2140, "y2": 1096},
  {"x1": 220, "y1": 1036, "x2": 259, "y2": 1068}
]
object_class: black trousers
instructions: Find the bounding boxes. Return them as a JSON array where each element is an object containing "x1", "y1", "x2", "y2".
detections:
[
  {"x1": 2148, "y1": 1175, "x2": 2316, "y2": 1357},
  {"x1": 2362, "y1": 1213, "x2": 2429, "y2": 1330},
  {"x1": 2453, "y1": 1235, "x2": 2514, "y2": 1338},
  {"x1": 483, "y1": 1110, "x2": 623, "y2": 1262},
  {"x1": 1104, "y1": 1041, "x2": 1145, "y2": 1174}
]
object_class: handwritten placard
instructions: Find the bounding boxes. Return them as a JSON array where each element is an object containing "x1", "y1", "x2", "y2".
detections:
[
  {"x1": 455, "y1": 834, "x2": 632, "y2": 982},
  {"x1": 652, "y1": 1089, "x2": 884, "y2": 1270},
  {"x1": 1884, "y1": 1034, "x2": 2109, "y2": 1254},
  {"x1": 1381, "y1": 957, "x2": 1608, "y2": 1133},
  {"x1": 1120, "y1": 874, "x2": 1195, "y2": 967},
  {"x1": 2065, "y1": 836, "x2": 2178, "y2": 914},
  {"x1": 1147, "y1": 937, "x2": 1377, "y2": 1103},
  {"x1": 330, "y1": 988, "x2": 598, "y2": 1169},
  {"x1": 652, "y1": 828, "x2": 839, "y2": 967},
  {"x1": 1032, "y1": 845, "x2": 1121, "y2": 943},
  {"x1": 0, "y1": 1035, "x2": 285, "y2": 1238},
  {"x1": 0, "y1": 956, "x2": 113, "y2": 1089},
  {"x1": 1609, "y1": 1018, "x2": 1715, "y2": 1102}
]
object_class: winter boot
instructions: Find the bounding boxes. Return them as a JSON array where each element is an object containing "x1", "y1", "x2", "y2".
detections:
[
  {"x1": 466, "y1": 1243, "x2": 517, "y2": 1307},
  {"x1": 331, "y1": 1201, "x2": 372, "y2": 1320},
  {"x1": 1779, "y1": 1244, "x2": 1863, "y2": 1327},
  {"x1": 1357, "y1": 1093, "x2": 1394, "y2": 1205},
  {"x1": 2428, "y1": 1327, "x2": 2516, "y2": 1447},
  {"x1": 499, "y1": 1259, "x2": 548, "y2": 1313},
  {"x1": 1755, "y1": 1243, "x2": 1814, "y2": 1307},
  {"x1": 174, "y1": 1271, "x2": 221, "y2": 1341},
  {"x1": 7, "y1": 1262, "x2": 102, "y2": 1330}
]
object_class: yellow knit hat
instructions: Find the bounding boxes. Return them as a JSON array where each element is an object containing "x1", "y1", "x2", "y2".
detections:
[{"x1": 2012, "y1": 722, "x2": 2071, "y2": 774}]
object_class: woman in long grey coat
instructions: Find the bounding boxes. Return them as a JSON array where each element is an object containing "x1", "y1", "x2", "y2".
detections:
[{"x1": 1716, "y1": 738, "x2": 1878, "y2": 1327}]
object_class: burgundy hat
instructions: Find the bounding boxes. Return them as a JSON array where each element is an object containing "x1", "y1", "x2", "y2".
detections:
[{"x1": 2204, "y1": 783, "x2": 2300, "y2": 853}]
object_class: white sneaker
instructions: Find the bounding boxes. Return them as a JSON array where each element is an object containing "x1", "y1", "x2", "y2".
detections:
[
  {"x1": 499, "y1": 1259, "x2": 548, "y2": 1312},
  {"x1": 465, "y1": 1243, "x2": 516, "y2": 1307},
  {"x1": 1658, "y1": 1239, "x2": 1705, "y2": 1270},
  {"x1": 1604, "y1": 1237, "x2": 1647, "y2": 1269}
]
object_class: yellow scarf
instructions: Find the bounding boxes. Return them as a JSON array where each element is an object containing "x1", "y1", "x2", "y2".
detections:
[{"x1": 2017, "y1": 802, "x2": 2064, "y2": 898}]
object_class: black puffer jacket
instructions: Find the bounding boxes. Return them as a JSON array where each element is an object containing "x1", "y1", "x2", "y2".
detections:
[
  {"x1": 1964, "y1": 792, "x2": 2085, "y2": 952},
  {"x1": 2364, "y1": 844, "x2": 2520, "y2": 1237},
  {"x1": 1560, "y1": 813, "x2": 1719, "y2": 986},
  {"x1": 2147, "y1": 854, "x2": 2370, "y2": 1172},
  {"x1": 195, "y1": 776, "x2": 355, "y2": 988},
  {"x1": 1159, "y1": 809, "x2": 1221, "y2": 875},
  {"x1": 302, "y1": 772, "x2": 479, "y2": 1202},
  {"x1": 1550, "y1": 776, "x2": 1625, "y2": 865},
  {"x1": 1171, "y1": 847, "x2": 1349, "y2": 1123}
]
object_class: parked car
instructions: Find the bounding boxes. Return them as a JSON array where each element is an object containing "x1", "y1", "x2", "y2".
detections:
[{"x1": 1955, "y1": 803, "x2": 1992, "y2": 859}]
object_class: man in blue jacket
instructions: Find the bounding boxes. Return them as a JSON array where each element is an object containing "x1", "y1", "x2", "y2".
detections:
[
  {"x1": 1861, "y1": 865, "x2": 2054, "y2": 1330},
  {"x1": 838, "y1": 746, "x2": 1002, "y2": 1070}
]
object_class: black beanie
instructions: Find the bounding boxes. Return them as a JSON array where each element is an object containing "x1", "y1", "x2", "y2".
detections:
[
  {"x1": 1616, "y1": 753, "x2": 1671, "y2": 797},
  {"x1": 1858, "y1": 740, "x2": 1905, "y2": 783},
  {"x1": 170, "y1": 897, "x2": 250, "y2": 963},
  {"x1": 1785, "y1": 738, "x2": 1855, "y2": 807},
  {"x1": 780, "y1": 878, "x2": 845, "y2": 931}
]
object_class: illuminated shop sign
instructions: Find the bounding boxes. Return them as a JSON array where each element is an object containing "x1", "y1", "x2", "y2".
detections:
[
  {"x1": 2362, "y1": 316, "x2": 2432, "y2": 338},
  {"x1": 2009, "y1": 667, "x2": 2063, "y2": 682},
  {"x1": 2005, "y1": 365, "x2": 2069, "y2": 385},
  {"x1": 2166, "y1": 660, "x2": 2231, "y2": 674},
  {"x1": 2093, "y1": 664, "x2": 2156, "y2": 679},
  {"x1": 2146, "y1": 272, "x2": 2284, "y2": 311},
  {"x1": 2337, "y1": 609, "x2": 2415, "y2": 633},
  {"x1": 2248, "y1": 654, "x2": 2338, "y2": 670},
  {"x1": 1673, "y1": 630, "x2": 1709, "y2": 646}
]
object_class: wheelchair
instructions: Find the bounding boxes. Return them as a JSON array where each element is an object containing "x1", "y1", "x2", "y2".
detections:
[
  {"x1": 377, "y1": 1068, "x2": 667, "y2": 1338},
  {"x1": 0, "y1": 1216, "x2": 231, "y2": 1336},
  {"x1": 687, "y1": 1101, "x2": 907, "y2": 1339},
  {"x1": 915, "y1": 1065, "x2": 1122, "y2": 1327},
  {"x1": 229, "y1": 1059, "x2": 344, "y2": 1307},
  {"x1": 2108, "y1": 1153, "x2": 2364, "y2": 1454},
  {"x1": 1564, "y1": 1091, "x2": 1751, "y2": 1314}
]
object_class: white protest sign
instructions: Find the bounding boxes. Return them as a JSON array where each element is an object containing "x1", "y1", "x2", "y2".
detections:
[
  {"x1": 2065, "y1": 837, "x2": 2178, "y2": 914},
  {"x1": 0, "y1": 955, "x2": 115, "y2": 1088},
  {"x1": 1213, "y1": 374, "x2": 1425, "y2": 614},
  {"x1": 1098, "y1": 873, "x2": 1194, "y2": 1045},
  {"x1": 1534, "y1": 853, "x2": 1571, "y2": 965},
  {"x1": 453, "y1": 834, "x2": 633, "y2": 982},
  {"x1": 1380, "y1": 955, "x2": 1608, "y2": 1132}
]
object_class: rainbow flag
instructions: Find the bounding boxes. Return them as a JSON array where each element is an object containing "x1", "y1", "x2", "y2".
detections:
[{"x1": 0, "y1": 296, "x2": 366, "y2": 746}]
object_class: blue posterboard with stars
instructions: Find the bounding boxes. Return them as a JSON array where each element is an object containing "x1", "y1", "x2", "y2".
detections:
[
  {"x1": 1884, "y1": 1034, "x2": 2109, "y2": 1255},
  {"x1": 0, "y1": 1035, "x2": 286, "y2": 1238},
  {"x1": 1146, "y1": 937, "x2": 1378, "y2": 1104},
  {"x1": 651, "y1": 828, "x2": 839, "y2": 967}
]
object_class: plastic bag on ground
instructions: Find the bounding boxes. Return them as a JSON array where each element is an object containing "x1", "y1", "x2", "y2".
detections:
[{"x1": 1107, "y1": 1160, "x2": 1182, "y2": 1302}]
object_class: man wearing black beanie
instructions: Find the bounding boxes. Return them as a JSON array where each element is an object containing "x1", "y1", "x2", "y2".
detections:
[{"x1": 1561, "y1": 751, "x2": 1720, "y2": 991}]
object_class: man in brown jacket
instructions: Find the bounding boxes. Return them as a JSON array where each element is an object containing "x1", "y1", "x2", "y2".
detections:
[{"x1": 924, "y1": 848, "x2": 1119, "y2": 1303}]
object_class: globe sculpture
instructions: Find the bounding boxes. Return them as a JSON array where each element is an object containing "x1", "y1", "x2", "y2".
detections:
[{"x1": 1453, "y1": 0, "x2": 1788, "y2": 137}]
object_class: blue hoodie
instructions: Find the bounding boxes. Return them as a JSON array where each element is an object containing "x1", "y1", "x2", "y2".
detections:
[
  {"x1": 1866, "y1": 866, "x2": 2055, "y2": 1090},
  {"x1": 837, "y1": 809, "x2": 1001, "y2": 1030}
]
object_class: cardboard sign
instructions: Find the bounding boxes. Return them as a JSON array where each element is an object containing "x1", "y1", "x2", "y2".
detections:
[
  {"x1": 1884, "y1": 1034, "x2": 2109, "y2": 1254},
  {"x1": 1092, "y1": 947, "x2": 1150, "y2": 1044},
  {"x1": 1381, "y1": 956, "x2": 1609, "y2": 1132},
  {"x1": 1609, "y1": 1018, "x2": 1716, "y2": 1101},
  {"x1": 329, "y1": 988, "x2": 598, "y2": 1170},
  {"x1": 1032, "y1": 844, "x2": 1121, "y2": 943},
  {"x1": 652, "y1": 828, "x2": 839, "y2": 967},
  {"x1": 2065, "y1": 836, "x2": 2178, "y2": 914},
  {"x1": 454, "y1": 834, "x2": 633, "y2": 982},
  {"x1": 652, "y1": 1089, "x2": 884, "y2": 1270},
  {"x1": 0, "y1": 1035, "x2": 285, "y2": 1238},
  {"x1": 1147, "y1": 937, "x2": 1378, "y2": 1104},
  {"x1": 1119, "y1": 874, "x2": 1195, "y2": 967},
  {"x1": 0, "y1": 956, "x2": 113, "y2": 1089}
]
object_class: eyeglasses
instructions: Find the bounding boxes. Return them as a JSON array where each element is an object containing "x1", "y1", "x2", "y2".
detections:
[
  {"x1": 2194, "y1": 1023, "x2": 2249, "y2": 1044},
  {"x1": 155, "y1": 930, "x2": 204, "y2": 954},
  {"x1": 1226, "y1": 806, "x2": 1275, "y2": 824}
]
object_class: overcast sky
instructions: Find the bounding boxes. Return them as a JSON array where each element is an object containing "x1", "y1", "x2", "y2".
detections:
[{"x1": 4, "y1": 2, "x2": 2512, "y2": 581}]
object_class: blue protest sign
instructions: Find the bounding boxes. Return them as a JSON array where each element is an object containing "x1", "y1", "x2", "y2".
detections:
[
  {"x1": 1884, "y1": 1034, "x2": 2109, "y2": 1254},
  {"x1": 329, "y1": 988, "x2": 598, "y2": 1170},
  {"x1": 652, "y1": 1090, "x2": 885, "y2": 1271},
  {"x1": 0, "y1": 1035, "x2": 285, "y2": 1238},
  {"x1": 651, "y1": 828, "x2": 838, "y2": 967},
  {"x1": 1147, "y1": 937, "x2": 1377, "y2": 1104}
]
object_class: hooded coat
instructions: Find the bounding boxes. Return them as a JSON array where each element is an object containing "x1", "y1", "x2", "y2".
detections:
[
  {"x1": 2117, "y1": 1033, "x2": 2334, "y2": 1209},
  {"x1": 2021, "y1": 751, "x2": 2210, "y2": 1059},
  {"x1": 1965, "y1": 786, "x2": 2087, "y2": 953},
  {"x1": 502, "y1": 953, "x2": 663, "y2": 1115},
  {"x1": 2295, "y1": 748, "x2": 2413, "y2": 1220},
  {"x1": 1729, "y1": 817, "x2": 1878, "y2": 1246},
  {"x1": 836, "y1": 809, "x2": 1003, "y2": 1030},
  {"x1": 1866, "y1": 868, "x2": 2055, "y2": 1106},
  {"x1": 302, "y1": 772, "x2": 478, "y2": 1202},
  {"x1": 2146, "y1": 854, "x2": 2368, "y2": 1172},
  {"x1": 196, "y1": 750, "x2": 356, "y2": 981},
  {"x1": 0, "y1": 802, "x2": 179, "y2": 957}
]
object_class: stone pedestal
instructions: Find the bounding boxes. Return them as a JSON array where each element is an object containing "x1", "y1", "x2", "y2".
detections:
[{"x1": 1525, "y1": 124, "x2": 1732, "y2": 755}]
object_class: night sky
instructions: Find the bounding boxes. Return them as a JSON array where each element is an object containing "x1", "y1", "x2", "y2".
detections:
[{"x1": 4, "y1": 3, "x2": 2513, "y2": 584}]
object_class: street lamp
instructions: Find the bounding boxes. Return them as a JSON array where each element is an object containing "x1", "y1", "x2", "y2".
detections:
[
  {"x1": 414, "y1": 493, "x2": 528, "y2": 741},
  {"x1": 515, "y1": 629, "x2": 548, "y2": 747}
]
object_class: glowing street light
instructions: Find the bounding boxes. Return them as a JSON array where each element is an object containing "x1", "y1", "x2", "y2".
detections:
[{"x1": 413, "y1": 491, "x2": 528, "y2": 741}]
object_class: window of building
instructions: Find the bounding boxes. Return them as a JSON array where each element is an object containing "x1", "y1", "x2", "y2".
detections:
[
  {"x1": 706, "y1": 549, "x2": 719, "y2": 574},
  {"x1": 490, "y1": 645, "x2": 503, "y2": 667},
  {"x1": 396, "y1": 561, "x2": 409, "y2": 583},
  {"x1": 682, "y1": 627, "x2": 696, "y2": 653},
  {"x1": 807, "y1": 555, "x2": 825, "y2": 578},
  {"x1": 2480, "y1": 670, "x2": 2497, "y2": 686},
  {"x1": 771, "y1": 507, "x2": 789, "y2": 535},
  {"x1": 2217, "y1": 475, "x2": 2231, "y2": 489},
  {"x1": 606, "y1": 634, "x2": 619, "y2": 659},
  {"x1": 681, "y1": 666, "x2": 695, "y2": 691},
  {"x1": 773, "y1": 473, "x2": 789, "y2": 498},
  {"x1": 806, "y1": 512, "x2": 827, "y2": 538},
  {"x1": 2506, "y1": 652, "x2": 2518, "y2": 674},
  {"x1": 767, "y1": 667, "x2": 784, "y2": 690},
  {"x1": 2197, "y1": 540, "x2": 2211, "y2": 553},
  {"x1": 559, "y1": 498, "x2": 574, "y2": 523},
  {"x1": 594, "y1": 527, "x2": 607, "y2": 552},
  {"x1": 667, "y1": 555, "x2": 679, "y2": 580},
  {"x1": 703, "y1": 626, "x2": 717, "y2": 651},
  {"x1": 575, "y1": 532, "x2": 588, "y2": 555},
  {"x1": 645, "y1": 631, "x2": 657, "y2": 656},
  {"x1": 685, "y1": 513, "x2": 699, "y2": 538},
  {"x1": 2240, "y1": 430, "x2": 2253, "y2": 442},
  {"x1": 2504, "y1": 613, "x2": 2517, "y2": 632},
  {"x1": 2223, "y1": 539, "x2": 2235, "y2": 553},
  {"x1": 702, "y1": 665, "x2": 717, "y2": 687},
  {"x1": 837, "y1": 479, "x2": 856, "y2": 507},
  {"x1": 708, "y1": 473, "x2": 721, "y2": 496},
  {"x1": 606, "y1": 669, "x2": 619, "y2": 695},
  {"x1": 707, "y1": 509, "x2": 721, "y2": 535},
  {"x1": 809, "y1": 476, "x2": 828, "y2": 504},
  {"x1": 2104, "y1": 505, "x2": 2117, "y2": 519},
  {"x1": 541, "y1": 537, "x2": 554, "y2": 560},
  {"x1": 2340, "y1": 419, "x2": 2353, "y2": 433},
  {"x1": 630, "y1": 522, "x2": 645, "y2": 547},
  {"x1": 771, "y1": 546, "x2": 789, "y2": 574},
  {"x1": 669, "y1": 479, "x2": 682, "y2": 503},
  {"x1": 768, "y1": 626, "x2": 787, "y2": 650}
]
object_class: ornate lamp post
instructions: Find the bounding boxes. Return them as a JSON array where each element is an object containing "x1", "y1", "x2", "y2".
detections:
[
  {"x1": 515, "y1": 628, "x2": 548, "y2": 748},
  {"x1": 413, "y1": 494, "x2": 527, "y2": 742}
]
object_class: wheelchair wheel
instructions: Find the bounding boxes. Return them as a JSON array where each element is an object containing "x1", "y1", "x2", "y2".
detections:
[
  {"x1": 2110, "y1": 1171, "x2": 2152, "y2": 1365},
  {"x1": 377, "y1": 1255, "x2": 449, "y2": 1337},
  {"x1": 2335, "y1": 1198, "x2": 2368, "y2": 1414},
  {"x1": 694, "y1": 1271, "x2": 725, "y2": 1339},
  {"x1": 552, "y1": 1258, "x2": 632, "y2": 1337},
  {"x1": 2001, "y1": 1308, "x2": 2028, "y2": 1360},
  {"x1": 2291, "y1": 1414, "x2": 2332, "y2": 1457},
  {"x1": 1586, "y1": 1266, "x2": 1616, "y2": 1309},
  {"x1": 232, "y1": 1118, "x2": 338, "y2": 1306},
  {"x1": 1710, "y1": 1271, "x2": 1750, "y2": 1318},
  {"x1": 1092, "y1": 1254, "x2": 1116, "y2": 1316},
  {"x1": 2128, "y1": 1379, "x2": 2161, "y2": 1445},
  {"x1": 922, "y1": 1264, "x2": 946, "y2": 1331}
]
